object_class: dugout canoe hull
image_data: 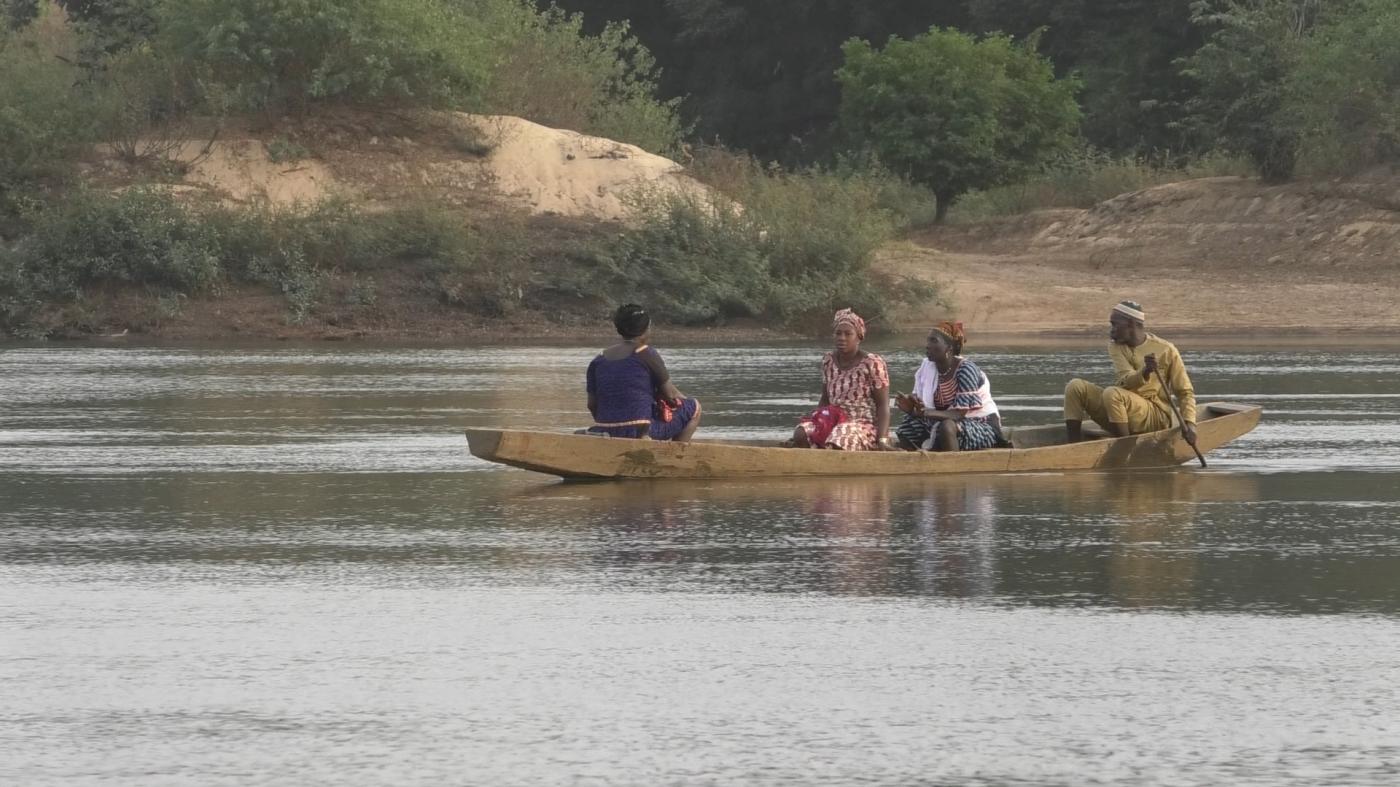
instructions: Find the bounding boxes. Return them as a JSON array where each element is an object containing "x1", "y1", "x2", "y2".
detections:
[{"x1": 465, "y1": 402, "x2": 1261, "y2": 480}]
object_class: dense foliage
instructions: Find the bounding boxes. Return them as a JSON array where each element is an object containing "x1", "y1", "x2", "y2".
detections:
[
  {"x1": 548, "y1": 1, "x2": 973, "y2": 161},
  {"x1": 463, "y1": 0, "x2": 684, "y2": 155},
  {"x1": 836, "y1": 28, "x2": 1081, "y2": 221},
  {"x1": 0, "y1": 12, "x2": 95, "y2": 221},
  {"x1": 156, "y1": 0, "x2": 489, "y2": 113},
  {"x1": 580, "y1": 154, "x2": 933, "y2": 328},
  {"x1": 3, "y1": 0, "x2": 1398, "y2": 337},
  {"x1": 1287, "y1": 0, "x2": 1400, "y2": 173},
  {"x1": 554, "y1": 0, "x2": 1400, "y2": 179},
  {"x1": 0, "y1": 189, "x2": 528, "y2": 334},
  {"x1": 1178, "y1": 0, "x2": 1317, "y2": 181}
]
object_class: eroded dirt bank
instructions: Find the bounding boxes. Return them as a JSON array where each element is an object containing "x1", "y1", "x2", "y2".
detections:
[{"x1": 885, "y1": 175, "x2": 1400, "y2": 340}]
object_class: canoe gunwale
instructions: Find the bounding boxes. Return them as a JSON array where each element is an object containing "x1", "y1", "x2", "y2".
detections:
[{"x1": 466, "y1": 402, "x2": 1262, "y2": 480}]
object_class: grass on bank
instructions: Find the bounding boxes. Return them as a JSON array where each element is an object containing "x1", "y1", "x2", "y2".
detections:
[
  {"x1": 0, "y1": 189, "x2": 530, "y2": 336},
  {"x1": 0, "y1": 159, "x2": 935, "y2": 338},
  {"x1": 949, "y1": 148, "x2": 1256, "y2": 221},
  {"x1": 570, "y1": 149, "x2": 939, "y2": 331}
]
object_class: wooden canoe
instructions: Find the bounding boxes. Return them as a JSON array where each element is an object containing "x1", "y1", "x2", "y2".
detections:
[{"x1": 465, "y1": 402, "x2": 1261, "y2": 480}]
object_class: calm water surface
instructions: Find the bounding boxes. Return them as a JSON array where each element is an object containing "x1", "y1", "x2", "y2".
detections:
[{"x1": 2, "y1": 342, "x2": 1399, "y2": 785}]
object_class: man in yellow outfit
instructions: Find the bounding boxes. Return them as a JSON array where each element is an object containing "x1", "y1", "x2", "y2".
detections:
[{"x1": 1064, "y1": 300, "x2": 1197, "y2": 446}]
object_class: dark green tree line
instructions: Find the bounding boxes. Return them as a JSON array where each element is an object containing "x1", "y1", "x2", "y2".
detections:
[
  {"x1": 837, "y1": 28, "x2": 1081, "y2": 221},
  {"x1": 551, "y1": 0, "x2": 1207, "y2": 161},
  {"x1": 550, "y1": 1, "x2": 972, "y2": 161}
]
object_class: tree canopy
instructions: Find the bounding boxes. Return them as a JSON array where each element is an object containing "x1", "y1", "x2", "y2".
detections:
[{"x1": 836, "y1": 28, "x2": 1081, "y2": 220}]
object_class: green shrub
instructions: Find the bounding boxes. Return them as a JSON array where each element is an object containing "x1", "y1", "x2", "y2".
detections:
[
  {"x1": 837, "y1": 27, "x2": 1082, "y2": 221},
  {"x1": 265, "y1": 136, "x2": 310, "y2": 164},
  {"x1": 465, "y1": 0, "x2": 685, "y2": 155},
  {"x1": 12, "y1": 188, "x2": 222, "y2": 297},
  {"x1": 0, "y1": 188, "x2": 525, "y2": 333},
  {"x1": 0, "y1": 10, "x2": 99, "y2": 201},
  {"x1": 210, "y1": 199, "x2": 476, "y2": 301},
  {"x1": 156, "y1": 0, "x2": 491, "y2": 114},
  {"x1": 602, "y1": 190, "x2": 770, "y2": 325},
  {"x1": 1178, "y1": 0, "x2": 1314, "y2": 182},
  {"x1": 59, "y1": 0, "x2": 160, "y2": 63},
  {"x1": 1288, "y1": 0, "x2": 1400, "y2": 173},
  {"x1": 950, "y1": 146, "x2": 1255, "y2": 220},
  {"x1": 446, "y1": 119, "x2": 495, "y2": 157},
  {"x1": 592, "y1": 154, "x2": 930, "y2": 329},
  {"x1": 4, "y1": 0, "x2": 39, "y2": 30},
  {"x1": 425, "y1": 210, "x2": 530, "y2": 316},
  {"x1": 88, "y1": 44, "x2": 212, "y2": 169}
]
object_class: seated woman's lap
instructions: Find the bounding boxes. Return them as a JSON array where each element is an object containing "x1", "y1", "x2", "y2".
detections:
[
  {"x1": 895, "y1": 413, "x2": 1001, "y2": 451},
  {"x1": 648, "y1": 396, "x2": 699, "y2": 441}
]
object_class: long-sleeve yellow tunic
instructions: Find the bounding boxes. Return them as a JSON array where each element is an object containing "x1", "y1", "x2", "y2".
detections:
[{"x1": 1108, "y1": 333, "x2": 1197, "y2": 423}]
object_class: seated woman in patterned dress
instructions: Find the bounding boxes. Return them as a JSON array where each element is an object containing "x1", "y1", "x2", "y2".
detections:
[
  {"x1": 586, "y1": 304, "x2": 702, "y2": 442},
  {"x1": 893, "y1": 321, "x2": 1007, "y2": 452},
  {"x1": 790, "y1": 308, "x2": 893, "y2": 451}
]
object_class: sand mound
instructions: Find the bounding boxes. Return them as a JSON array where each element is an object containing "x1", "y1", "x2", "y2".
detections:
[
  {"x1": 141, "y1": 113, "x2": 710, "y2": 222},
  {"x1": 467, "y1": 114, "x2": 711, "y2": 221},
  {"x1": 97, "y1": 112, "x2": 712, "y2": 223},
  {"x1": 178, "y1": 139, "x2": 341, "y2": 204}
]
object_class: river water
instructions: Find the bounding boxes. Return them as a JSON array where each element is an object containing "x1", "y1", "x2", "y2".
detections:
[{"x1": 2, "y1": 342, "x2": 1399, "y2": 786}]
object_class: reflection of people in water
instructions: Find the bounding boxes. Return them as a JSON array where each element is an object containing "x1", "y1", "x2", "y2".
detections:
[
  {"x1": 804, "y1": 481, "x2": 894, "y2": 594},
  {"x1": 904, "y1": 473, "x2": 1257, "y2": 607},
  {"x1": 909, "y1": 479, "x2": 1000, "y2": 598},
  {"x1": 516, "y1": 472, "x2": 1254, "y2": 608},
  {"x1": 1104, "y1": 473, "x2": 1204, "y2": 607}
]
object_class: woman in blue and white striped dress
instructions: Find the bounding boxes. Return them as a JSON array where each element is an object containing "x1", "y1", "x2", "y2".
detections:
[{"x1": 893, "y1": 321, "x2": 1006, "y2": 452}]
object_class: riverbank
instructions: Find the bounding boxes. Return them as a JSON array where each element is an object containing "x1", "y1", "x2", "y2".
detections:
[
  {"x1": 4, "y1": 112, "x2": 1396, "y2": 344},
  {"x1": 887, "y1": 175, "x2": 1400, "y2": 338}
]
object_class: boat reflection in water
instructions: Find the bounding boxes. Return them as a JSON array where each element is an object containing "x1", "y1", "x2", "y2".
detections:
[{"x1": 514, "y1": 471, "x2": 1261, "y2": 610}]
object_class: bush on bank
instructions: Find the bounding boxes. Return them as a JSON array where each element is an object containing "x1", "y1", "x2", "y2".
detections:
[
  {"x1": 158, "y1": 0, "x2": 491, "y2": 115},
  {"x1": 574, "y1": 151, "x2": 936, "y2": 330},
  {"x1": 0, "y1": 189, "x2": 528, "y2": 336},
  {"x1": 0, "y1": 0, "x2": 683, "y2": 202},
  {"x1": 465, "y1": 0, "x2": 685, "y2": 156},
  {"x1": 950, "y1": 146, "x2": 1256, "y2": 221},
  {"x1": 0, "y1": 11, "x2": 98, "y2": 226}
]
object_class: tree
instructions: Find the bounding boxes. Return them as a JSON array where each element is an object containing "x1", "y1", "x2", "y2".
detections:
[
  {"x1": 3, "y1": 0, "x2": 39, "y2": 30},
  {"x1": 462, "y1": 0, "x2": 683, "y2": 155},
  {"x1": 1178, "y1": 0, "x2": 1320, "y2": 181},
  {"x1": 967, "y1": 0, "x2": 1205, "y2": 158},
  {"x1": 157, "y1": 0, "x2": 491, "y2": 114},
  {"x1": 1288, "y1": 0, "x2": 1400, "y2": 172},
  {"x1": 549, "y1": 0, "x2": 971, "y2": 163},
  {"x1": 836, "y1": 27, "x2": 1080, "y2": 221}
]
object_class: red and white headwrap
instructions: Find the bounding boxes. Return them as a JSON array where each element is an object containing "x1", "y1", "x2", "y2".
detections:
[
  {"x1": 833, "y1": 308, "x2": 866, "y2": 340},
  {"x1": 1112, "y1": 300, "x2": 1146, "y2": 323}
]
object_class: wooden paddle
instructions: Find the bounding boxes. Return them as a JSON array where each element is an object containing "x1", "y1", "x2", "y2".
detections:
[{"x1": 1155, "y1": 367, "x2": 1206, "y2": 468}]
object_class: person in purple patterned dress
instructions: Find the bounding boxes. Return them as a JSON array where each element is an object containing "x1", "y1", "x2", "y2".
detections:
[{"x1": 586, "y1": 304, "x2": 701, "y2": 442}]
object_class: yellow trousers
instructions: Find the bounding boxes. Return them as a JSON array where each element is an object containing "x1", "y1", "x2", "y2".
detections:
[{"x1": 1063, "y1": 378, "x2": 1172, "y2": 434}]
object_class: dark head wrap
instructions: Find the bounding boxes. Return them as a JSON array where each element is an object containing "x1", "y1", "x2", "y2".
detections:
[{"x1": 613, "y1": 303, "x2": 650, "y2": 339}]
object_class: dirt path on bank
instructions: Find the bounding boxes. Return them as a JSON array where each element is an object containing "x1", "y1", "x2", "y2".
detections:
[{"x1": 881, "y1": 176, "x2": 1400, "y2": 340}]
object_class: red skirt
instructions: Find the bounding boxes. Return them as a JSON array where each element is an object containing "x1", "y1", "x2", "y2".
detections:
[{"x1": 798, "y1": 405, "x2": 848, "y2": 448}]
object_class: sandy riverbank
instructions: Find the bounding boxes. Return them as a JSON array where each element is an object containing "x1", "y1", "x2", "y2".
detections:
[
  {"x1": 11, "y1": 113, "x2": 1396, "y2": 344},
  {"x1": 883, "y1": 175, "x2": 1400, "y2": 339}
]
